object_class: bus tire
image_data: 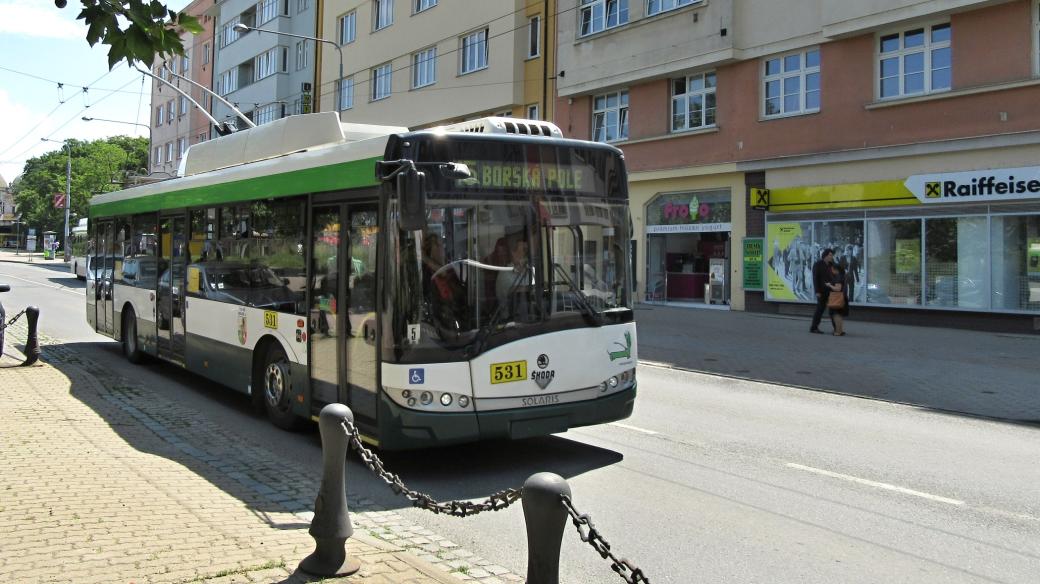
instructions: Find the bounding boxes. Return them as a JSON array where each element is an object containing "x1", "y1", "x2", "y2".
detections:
[
  {"x1": 122, "y1": 308, "x2": 144, "y2": 364},
  {"x1": 260, "y1": 343, "x2": 302, "y2": 431}
]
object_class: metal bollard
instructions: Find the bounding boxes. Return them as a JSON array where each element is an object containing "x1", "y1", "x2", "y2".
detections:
[
  {"x1": 21, "y1": 306, "x2": 40, "y2": 367},
  {"x1": 522, "y1": 472, "x2": 572, "y2": 584},
  {"x1": 298, "y1": 403, "x2": 361, "y2": 577}
]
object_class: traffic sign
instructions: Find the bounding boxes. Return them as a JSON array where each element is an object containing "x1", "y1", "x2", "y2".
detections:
[{"x1": 53, "y1": 192, "x2": 66, "y2": 208}]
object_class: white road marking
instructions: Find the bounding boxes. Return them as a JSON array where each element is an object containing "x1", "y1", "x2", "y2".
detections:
[
  {"x1": 786, "y1": 462, "x2": 965, "y2": 506},
  {"x1": 0, "y1": 272, "x2": 83, "y2": 295},
  {"x1": 609, "y1": 422, "x2": 659, "y2": 435}
]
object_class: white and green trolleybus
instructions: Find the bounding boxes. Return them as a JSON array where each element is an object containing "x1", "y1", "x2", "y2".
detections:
[{"x1": 86, "y1": 112, "x2": 637, "y2": 449}]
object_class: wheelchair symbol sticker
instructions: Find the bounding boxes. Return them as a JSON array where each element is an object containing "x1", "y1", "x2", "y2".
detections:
[{"x1": 408, "y1": 368, "x2": 425, "y2": 384}]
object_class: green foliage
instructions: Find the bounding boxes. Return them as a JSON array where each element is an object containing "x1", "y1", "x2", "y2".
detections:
[
  {"x1": 72, "y1": 0, "x2": 202, "y2": 69},
  {"x1": 12, "y1": 136, "x2": 148, "y2": 235}
]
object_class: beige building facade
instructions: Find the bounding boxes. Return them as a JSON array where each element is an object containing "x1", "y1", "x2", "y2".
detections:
[
  {"x1": 316, "y1": 0, "x2": 556, "y2": 127},
  {"x1": 556, "y1": 0, "x2": 1040, "y2": 330}
]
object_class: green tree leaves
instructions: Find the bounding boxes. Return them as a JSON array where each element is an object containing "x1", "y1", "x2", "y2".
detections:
[
  {"x1": 71, "y1": 1, "x2": 202, "y2": 69},
  {"x1": 12, "y1": 137, "x2": 148, "y2": 234}
]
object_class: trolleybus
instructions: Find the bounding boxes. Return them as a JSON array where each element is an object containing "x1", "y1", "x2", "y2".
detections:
[{"x1": 86, "y1": 113, "x2": 637, "y2": 449}]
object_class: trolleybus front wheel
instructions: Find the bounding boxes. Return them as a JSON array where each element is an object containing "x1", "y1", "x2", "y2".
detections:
[{"x1": 261, "y1": 343, "x2": 302, "y2": 430}]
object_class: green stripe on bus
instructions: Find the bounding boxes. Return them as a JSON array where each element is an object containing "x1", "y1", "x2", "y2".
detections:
[{"x1": 91, "y1": 157, "x2": 381, "y2": 217}]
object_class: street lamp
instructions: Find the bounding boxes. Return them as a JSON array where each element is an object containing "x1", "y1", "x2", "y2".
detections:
[
  {"x1": 82, "y1": 116, "x2": 153, "y2": 174},
  {"x1": 40, "y1": 137, "x2": 71, "y2": 262},
  {"x1": 232, "y1": 23, "x2": 343, "y2": 115}
]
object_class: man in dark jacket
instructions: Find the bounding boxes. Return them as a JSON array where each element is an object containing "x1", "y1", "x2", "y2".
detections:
[{"x1": 809, "y1": 248, "x2": 834, "y2": 333}]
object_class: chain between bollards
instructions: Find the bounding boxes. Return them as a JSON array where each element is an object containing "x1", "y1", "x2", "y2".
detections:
[
  {"x1": 560, "y1": 494, "x2": 650, "y2": 584},
  {"x1": 341, "y1": 418, "x2": 522, "y2": 516}
]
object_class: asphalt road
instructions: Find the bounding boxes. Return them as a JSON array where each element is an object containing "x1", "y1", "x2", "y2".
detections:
[{"x1": 3, "y1": 259, "x2": 1040, "y2": 584}]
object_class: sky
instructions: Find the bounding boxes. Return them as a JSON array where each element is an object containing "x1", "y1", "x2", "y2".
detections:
[{"x1": 0, "y1": 0, "x2": 189, "y2": 183}]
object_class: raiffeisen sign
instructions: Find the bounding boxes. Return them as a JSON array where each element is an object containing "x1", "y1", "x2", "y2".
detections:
[{"x1": 905, "y1": 166, "x2": 1040, "y2": 204}]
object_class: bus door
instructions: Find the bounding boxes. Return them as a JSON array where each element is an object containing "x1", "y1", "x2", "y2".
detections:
[
  {"x1": 157, "y1": 214, "x2": 187, "y2": 365},
  {"x1": 308, "y1": 202, "x2": 379, "y2": 424},
  {"x1": 93, "y1": 220, "x2": 115, "y2": 335}
]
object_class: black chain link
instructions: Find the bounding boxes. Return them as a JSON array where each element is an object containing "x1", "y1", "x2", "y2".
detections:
[
  {"x1": 341, "y1": 420, "x2": 522, "y2": 516},
  {"x1": 560, "y1": 494, "x2": 651, "y2": 584},
  {"x1": 0, "y1": 309, "x2": 27, "y2": 332}
]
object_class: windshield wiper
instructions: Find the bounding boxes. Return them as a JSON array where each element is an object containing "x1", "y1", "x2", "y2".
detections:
[{"x1": 552, "y1": 263, "x2": 603, "y2": 327}]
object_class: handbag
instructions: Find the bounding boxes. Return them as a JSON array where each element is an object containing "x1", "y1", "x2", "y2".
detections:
[{"x1": 827, "y1": 289, "x2": 845, "y2": 309}]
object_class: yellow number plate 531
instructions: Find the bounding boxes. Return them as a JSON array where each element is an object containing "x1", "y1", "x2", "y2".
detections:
[
  {"x1": 263, "y1": 311, "x2": 279, "y2": 329},
  {"x1": 490, "y1": 360, "x2": 527, "y2": 384}
]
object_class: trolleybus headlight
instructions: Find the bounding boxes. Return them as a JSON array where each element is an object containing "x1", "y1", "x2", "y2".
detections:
[
  {"x1": 420, "y1": 391, "x2": 433, "y2": 405},
  {"x1": 402, "y1": 390, "x2": 412, "y2": 399},
  {"x1": 440, "y1": 393, "x2": 453, "y2": 406},
  {"x1": 458, "y1": 395, "x2": 470, "y2": 408},
  {"x1": 608, "y1": 376, "x2": 619, "y2": 388},
  {"x1": 598, "y1": 381, "x2": 608, "y2": 392},
  {"x1": 407, "y1": 397, "x2": 417, "y2": 407}
]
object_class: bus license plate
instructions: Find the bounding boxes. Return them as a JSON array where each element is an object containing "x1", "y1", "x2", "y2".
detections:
[{"x1": 490, "y1": 360, "x2": 527, "y2": 384}]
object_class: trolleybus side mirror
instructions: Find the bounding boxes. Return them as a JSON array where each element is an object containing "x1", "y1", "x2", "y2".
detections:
[
  {"x1": 0, "y1": 284, "x2": 9, "y2": 293},
  {"x1": 398, "y1": 167, "x2": 427, "y2": 231}
]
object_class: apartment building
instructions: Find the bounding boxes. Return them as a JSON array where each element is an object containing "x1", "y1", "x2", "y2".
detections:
[
  {"x1": 149, "y1": 0, "x2": 216, "y2": 176},
  {"x1": 0, "y1": 174, "x2": 17, "y2": 247},
  {"x1": 556, "y1": 0, "x2": 1040, "y2": 331},
  {"x1": 211, "y1": 0, "x2": 318, "y2": 130},
  {"x1": 316, "y1": 0, "x2": 557, "y2": 127}
]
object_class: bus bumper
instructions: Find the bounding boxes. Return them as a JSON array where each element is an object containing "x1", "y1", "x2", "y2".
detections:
[{"x1": 376, "y1": 384, "x2": 637, "y2": 451}]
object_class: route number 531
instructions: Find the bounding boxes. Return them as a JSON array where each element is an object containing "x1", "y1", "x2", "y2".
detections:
[{"x1": 490, "y1": 360, "x2": 527, "y2": 384}]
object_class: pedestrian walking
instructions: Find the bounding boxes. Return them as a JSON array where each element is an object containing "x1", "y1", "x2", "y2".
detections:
[
  {"x1": 809, "y1": 248, "x2": 834, "y2": 333},
  {"x1": 828, "y1": 262, "x2": 849, "y2": 336}
]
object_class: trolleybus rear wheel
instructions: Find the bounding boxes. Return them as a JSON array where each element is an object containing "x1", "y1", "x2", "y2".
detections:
[
  {"x1": 261, "y1": 343, "x2": 302, "y2": 430},
  {"x1": 122, "y1": 308, "x2": 143, "y2": 364}
]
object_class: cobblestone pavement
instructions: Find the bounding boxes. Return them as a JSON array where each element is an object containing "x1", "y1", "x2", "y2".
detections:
[{"x1": 0, "y1": 320, "x2": 524, "y2": 584}]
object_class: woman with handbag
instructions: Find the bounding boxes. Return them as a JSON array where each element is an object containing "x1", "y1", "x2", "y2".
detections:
[{"x1": 826, "y1": 263, "x2": 849, "y2": 336}]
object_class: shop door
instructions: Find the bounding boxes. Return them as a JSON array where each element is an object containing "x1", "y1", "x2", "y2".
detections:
[
  {"x1": 308, "y1": 203, "x2": 379, "y2": 423},
  {"x1": 157, "y1": 214, "x2": 187, "y2": 365}
]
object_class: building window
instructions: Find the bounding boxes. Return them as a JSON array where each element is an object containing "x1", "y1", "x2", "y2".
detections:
[
  {"x1": 647, "y1": 0, "x2": 698, "y2": 16},
  {"x1": 257, "y1": 0, "x2": 278, "y2": 24},
  {"x1": 460, "y1": 28, "x2": 488, "y2": 74},
  {"x1": 415, "y1": 0, "x2": 436, "y2": 13},
  {"x1": 579, "y1": 0, "x2": 628, "y2": 37},
  {"x1": 763, "y1": 48, "x2": 820, "y2": 117},
  {"x1": 295, "y1": 41, "x2": 309, "y2": 71},
  {"x1": 218, "y1": 69, "x2": 238, "y2": 95},
  {"x1": 254, "y1": 103, "x2": 280, "y2": 125},
  {"x1": 528, "y1": 15, "x2": 540, "y2": 58},
  {"x1": 374, "y1": 0, "x2": 393, "y2": 30},
  {"x1": 155, "y1": 105, "x2": 164, "y2": 126},
  {"x1": 154, "y1": 146, "x2": 162, "y2": 165},
  {"x1": 671, "y1": 72, "x2": 716, "y2": 131},
  {"x1": 412, "y1": 47, "x2": 436, "y2": 88},
  {"x1": 339, "y1": 76, "x2": 354, "y2": 110},
  {"x1": 177, "y1": 137, "x2": 188, "y2": 158},
  {"x1": 181, "y1": 53, "x2": 190, "y2": 73},
  {"x1": 878, "y1": 22, "x2": 951, "y2": 99},
  {"x1": 372, "y1": 63, "x2": 392, "y2": 100},
  {"x1": 167, "y1": 100, "x2": 175, "y2": 122},
  {"x1": 220, "y1": 16, "x2": 241, "y2": 47},
  {"x1": 527, "y1": 104, "x2": 539, "y2": 120},
  {"x1": 297, "y1": 0, "x2": 309, "y2": 13},
  {"x1": 179, "y1": 95, "x2": 189, "y2": 116},
  {"x1": 339, "y1": 11, "x2": 356, "y2": 45},
  {"x1": 166, "y1": 142, "x2": 174, "y2": 163},
  {"x1": 203, "y1": 43, "x2": 210, "y2": 65},
  {"x1": 255, "y1": 47, "x2": 282, "y2": 81},
  {"x1": 592, "y1": 89, "x2": 628, "y2": 142}
]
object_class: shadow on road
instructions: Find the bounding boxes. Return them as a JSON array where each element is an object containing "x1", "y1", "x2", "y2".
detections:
[{"x1": 39, "y1": 338, "x2": 622, "y2": 519}]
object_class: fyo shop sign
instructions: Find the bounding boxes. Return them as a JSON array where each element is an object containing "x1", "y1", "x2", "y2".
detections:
[{"x1": 647, "y1": 190, "x2": 732, "y2": 234}]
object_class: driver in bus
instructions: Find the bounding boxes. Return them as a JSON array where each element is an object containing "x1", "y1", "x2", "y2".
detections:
[
  {"x1": 421, "y1": 233, "x2": 466, "y2": 330},
  {"x1": 496, "y1": 238, "x2": 534, "y2": 321}
]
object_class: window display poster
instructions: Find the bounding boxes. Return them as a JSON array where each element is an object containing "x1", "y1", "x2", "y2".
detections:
[
  {"x1": 1028, "y1": 238, "x2": 1040, "y2": 276},
  {"x1": 895, "y1": 238, "x2": 921, "y2": 274},
  {"x1": 742, "y1": 237, "x2": 764, "y2": 291},
  {"x1": 766, "y1": 222, "x2": 814, "y2": 301}
]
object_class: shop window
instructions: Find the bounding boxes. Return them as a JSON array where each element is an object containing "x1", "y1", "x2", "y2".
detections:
[
  {"x1": 924, "y1": 216, "x2": 988, "y2": 309},
  {"x1": 991, "y1": 214, "x2": 1040, "y2": 312},
  {"x1": 866, "y1": 219, "x2": 921, "y2": 305},
  {"x1": 814, "y1": 221, "x2": 865, "y2": 304}
]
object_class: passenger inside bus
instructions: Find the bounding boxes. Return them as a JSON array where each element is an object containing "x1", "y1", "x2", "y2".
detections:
[{"x1": 495, "y1": 237, "x2": 534, "y2": 322}]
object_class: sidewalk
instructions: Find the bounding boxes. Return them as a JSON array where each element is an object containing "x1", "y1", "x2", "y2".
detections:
[
  {"x1": 0, "y1": 330, "x2": 475, "y2": 583},
  {"x1": 0, "y1": 249, "x2": 65, "y2": 265},
  {"x1": 635, "y1": 303, "x2": 1040, "y2": 422}
]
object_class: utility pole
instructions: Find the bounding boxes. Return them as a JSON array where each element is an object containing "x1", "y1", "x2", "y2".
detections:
[{"x1": 42, "y1": 138, "x2": 72, "y2": 262}]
